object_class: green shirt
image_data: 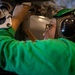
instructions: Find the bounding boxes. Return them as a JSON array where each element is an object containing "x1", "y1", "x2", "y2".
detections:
[{"x1": 0, "y1": 27, "x2": 75, "y2": 75}]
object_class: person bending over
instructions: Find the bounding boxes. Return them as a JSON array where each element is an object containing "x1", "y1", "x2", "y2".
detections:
[{"x1": 0, "y1": 2, "x2": 75, "y2": 75}]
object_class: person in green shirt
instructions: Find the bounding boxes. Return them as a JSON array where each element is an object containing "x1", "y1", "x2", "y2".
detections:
[{"x1": 0, "y1": 2, "x2": 75, "y2": 75}]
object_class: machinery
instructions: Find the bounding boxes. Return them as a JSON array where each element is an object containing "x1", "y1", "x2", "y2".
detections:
[{"x1": 0, "y1": 0, "x2": 50, "y2": 28}]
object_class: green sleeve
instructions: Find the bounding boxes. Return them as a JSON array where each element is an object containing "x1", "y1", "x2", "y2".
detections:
[{"x1": 0, "y1": 27, "x2": 74, "y2": 75}]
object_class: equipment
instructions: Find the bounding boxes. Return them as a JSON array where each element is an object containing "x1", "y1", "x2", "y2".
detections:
[
  {"x1": 54, "y1": 9, "x2": 75, "y2": 42},
  {"x1": 0, "y1": 0, "x2": 50, "y2": 29},
  {"x1": 0, "y1": 1, "x2": 12, "y2": 29}
]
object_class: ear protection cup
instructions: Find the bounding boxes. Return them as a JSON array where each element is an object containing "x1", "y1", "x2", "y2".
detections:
[
  {"x1": 61, "y1": 18, "x2": 75, "y2": 37},
  {"x1": 55, "y1": 15, "x2": 75, "y2": 42}
]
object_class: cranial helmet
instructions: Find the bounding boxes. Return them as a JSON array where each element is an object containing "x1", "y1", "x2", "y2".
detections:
[{"x1": 53, "y1": 9, "x2": 75, "y2": 42}]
